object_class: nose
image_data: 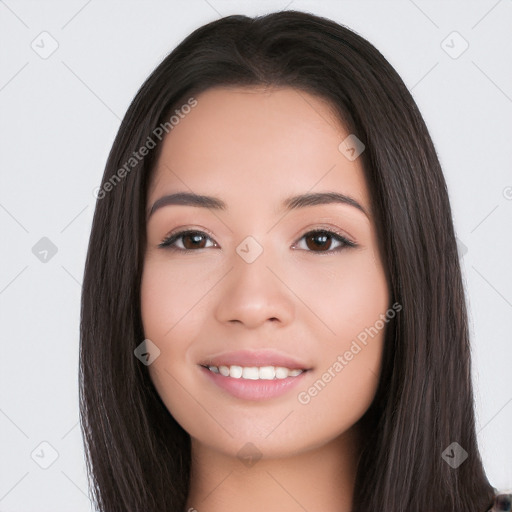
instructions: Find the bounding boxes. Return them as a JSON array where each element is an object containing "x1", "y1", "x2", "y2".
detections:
[{"x1": 213, "y1": 246, "x2": 295, "y2": 330}]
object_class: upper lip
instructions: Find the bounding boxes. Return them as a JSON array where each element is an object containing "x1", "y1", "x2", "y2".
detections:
[{"x1": 199, "y1": 349, "x2": 312, "y2": 370}]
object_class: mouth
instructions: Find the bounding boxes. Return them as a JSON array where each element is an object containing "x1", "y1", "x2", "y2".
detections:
[
  {"x1": 199, "y1": 364, "x2": 310, "y2": 401},
  {"x1": 200, "y1": 364, "x2": 309, "y2": 380},
  {"x1": 198, "y1": 349, "x2": 312, "y2": 375},
  {"x1": 197, "y1": 349, "x2": 312, "y2": 400}
]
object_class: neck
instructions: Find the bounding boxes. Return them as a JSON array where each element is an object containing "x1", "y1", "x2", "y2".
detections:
[{"x1": 185, "y1": 424, "x2": 363, "y2": 512}]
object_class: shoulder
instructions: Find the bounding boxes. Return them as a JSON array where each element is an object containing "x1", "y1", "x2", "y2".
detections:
[{"x1": 487, "y1": 492, "x2": 511, "y2": 511}]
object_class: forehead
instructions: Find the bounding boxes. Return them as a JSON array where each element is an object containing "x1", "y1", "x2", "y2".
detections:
[{"x1": 148, "y1": 86, "x2": 371, "y2": 218}]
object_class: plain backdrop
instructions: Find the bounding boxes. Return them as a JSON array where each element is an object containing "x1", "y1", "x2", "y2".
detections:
[{"x1": 0, "y1": 1, "x2": 511, "y2": 510}]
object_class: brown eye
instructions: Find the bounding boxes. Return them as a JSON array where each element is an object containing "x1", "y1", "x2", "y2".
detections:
[
  {"x1": 158, "y1": 230, "x2": 216, "y2": 250},
  {"x1": 295, "y1": 230, "x2": 356, "y2": 253},
  {"x1": 181, "y1": 232, "x2": 208, "y2": 250},
  {"x1": 304, "y1": 232, "x2": 334, "y2": 251},
  {"x1": 158, "y1": 228, "x2": 356, "y2": 253}
]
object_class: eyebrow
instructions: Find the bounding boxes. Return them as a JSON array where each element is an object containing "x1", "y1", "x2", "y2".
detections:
[{"x1": 147, "y1": 191, "x2": 370, "y2": 220}]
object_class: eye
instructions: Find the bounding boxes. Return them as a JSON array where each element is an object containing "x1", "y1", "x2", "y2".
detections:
[
  {"x1": 293, "y1": 229, "x2": 357, "y2": 253},
  {"x1": 158, "y1": 230, "x2": 217, "y2": 251},
  {"x1": 158, "y1": 228, "x2": 356, "y2": 253}
]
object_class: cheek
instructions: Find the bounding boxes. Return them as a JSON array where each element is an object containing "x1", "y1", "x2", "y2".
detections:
[
  {"x1": 291, "y1": 249, "x2": 389, "y2": 426},
  {"x1": 140, "y1": 257, "x2": 214, "y2": 342},
  {"x1": 140, "y1": 259, "x2": 204, "y2": 399},
  {"x1": 140, "y1": 259, "x2": 208, "y2": 434},
  {"x1": 296, "y1": 339, "x2": 384, "y2": 442},
  {"x1": 288, "y1": 247, "x2": 390, "y2": 342}
]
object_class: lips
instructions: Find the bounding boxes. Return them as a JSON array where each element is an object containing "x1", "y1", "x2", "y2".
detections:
[
  {"x1": 198, "y1": 349, "x2": 312, "y2": 370},
  {"x1": 200, "y1": 364, "x2": 308, "y2": 400}
]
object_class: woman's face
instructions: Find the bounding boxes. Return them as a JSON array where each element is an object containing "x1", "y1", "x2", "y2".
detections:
[{"x1": 141, "y1": 86, "x2": 390, "y2": 459}]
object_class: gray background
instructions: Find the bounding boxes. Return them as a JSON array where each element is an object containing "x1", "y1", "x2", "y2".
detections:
[{"x1": 0, "y1": 0, "x2": 511, "y2": 510}]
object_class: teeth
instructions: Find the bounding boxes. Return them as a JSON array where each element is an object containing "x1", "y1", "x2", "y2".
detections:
[
  {"x1": 219, "y1": 365, "x2": 230, "y2": 377},
  {"x1": 207, "y1": 365, "x2": 305, "y2": 380}
]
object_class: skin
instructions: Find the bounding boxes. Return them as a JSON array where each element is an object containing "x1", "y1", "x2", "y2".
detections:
[{"x1": 141, "y1": 86, "x2": 390, "y2": 512}]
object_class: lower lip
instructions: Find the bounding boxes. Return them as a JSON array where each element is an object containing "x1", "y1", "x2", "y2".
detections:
[{"x1": 199, "y1": 366, "x2": 309, "y2": 401}]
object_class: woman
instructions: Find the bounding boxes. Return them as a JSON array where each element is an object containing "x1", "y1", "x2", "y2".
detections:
[{"x1": 79, "y1": 9, "x2": 510, "y2": 512}]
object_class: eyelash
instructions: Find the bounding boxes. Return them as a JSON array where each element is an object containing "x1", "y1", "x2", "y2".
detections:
[{"x1": 157, "y1": 228, "x2": 357, "y2": 254}]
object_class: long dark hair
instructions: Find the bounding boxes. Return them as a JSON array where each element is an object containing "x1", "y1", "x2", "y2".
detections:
[{"x1": 79, "y1": 9, "x2": 498, "y2": 511}]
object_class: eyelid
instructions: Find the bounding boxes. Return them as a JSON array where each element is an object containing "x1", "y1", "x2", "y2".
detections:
[
  {"x1": 291, "y1": 227, "x2": 357, "y2": 253},
  {"x1": 157, "y1": 226, "x2": 218, "y2": 249},
  {"x1": 296, "y1": 223, "x2": 357, "y2": 245},
  {"x1": 157, "y1": 224, "x2": 358, "y2": 252}
]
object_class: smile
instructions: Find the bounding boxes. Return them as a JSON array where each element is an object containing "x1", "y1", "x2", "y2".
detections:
[
  {"x1": 203, "y1": 364, "x2": 305, "y2": 380},
  {"x1": 199, "y1": 365, "x2": 310, "y2": 401}
]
